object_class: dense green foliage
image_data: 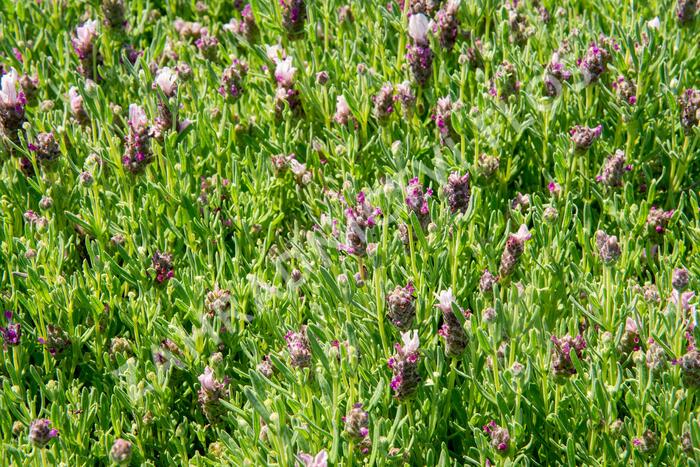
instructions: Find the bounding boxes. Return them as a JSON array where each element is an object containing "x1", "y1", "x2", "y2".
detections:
[{"x1": 1, "y1": 0, "x2": 700, "y2": 465}]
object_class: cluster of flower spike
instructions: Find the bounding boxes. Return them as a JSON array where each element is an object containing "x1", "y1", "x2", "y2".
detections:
[{"x1": 388, "y1": 331, "x2": 421, "y2": 400}]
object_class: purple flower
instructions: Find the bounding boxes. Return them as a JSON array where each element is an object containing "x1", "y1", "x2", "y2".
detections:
[
  {"x1": 122, "y1": 104, "x2": 153, "y2": 173},
  {"x1": 676, "y1": 0, "x2": 698, "y2": 24},
  {"x1": 386, "y1": 282, "x2": 416, "y2": 330},
  {"x1": 0, "y1": 311, "x2": 20, "y2": 346},
  {"x1": 372, "y1": 83, "x2": 394, "y2": 122},
  {"x1": 596, "y1": 150, "x2": 629, "y2": 187},
  {"x1": 388, "y1": 331, "x2": 421, "y2": 400},
  {"x1": 340, "y1": 192, "x2": 382, "y2": 256},
  {"x1": 285, "y1": 325, "x2": 312, "y2": 368},
  {"x1": 434, "y1": 0, "x2": 460, "y2": 51},
  {"x1": 151, "y1": 251, "x2": 175, "y2": 283},
  {"x1": 405, "y1": 178, "x2": 432, "y2": 229},
  {"x1": 436, "y1": 289, "x2": 469, "y2": 357},
  {"x1": 595, "y1": 230, "x2": 621, "y2": 264},
  {"x1": 570, "y1": 124, "x2": 603, "y2": 151},
  {"x1": 499, "y1": 224, "x2": 531, "y2": 277},
  {"x1": 219, "y1": 59, "x2": 248, "y2": 101},
  {"x1": 679, "y1": 89, "x2": 700, "y2": 133},
  {"x1": 0, "y1": 68, "x2": 27, "y2": 146},
  {"x1": 280, "y1": 0, "x2": 307, "y2": 39},
  {"x1": 28, "y1": 419, "x2": 58, "y2": 447},
  {"x1": 72, "y1": 20, "x2": 102, "y2": 79},
  {"x1": 198, "y1": 366, "x2": 229, "y2": 423},
  {"x1": 544, "y1": 53, "x2": 571, "y2": 97},
  {"x1": 433, "y1": 97, "x2": 462, "y2": 144},
  {"x1": 550, "y1": 334, "x2": 586, "y2": 379},
  {"x1": 297, "y1": 450, "x2": 327, "y2": 467},
  {"x1": 483, "y1": 420, "x2": 510, "y2": 453},
  {"x1": 110, "y1": 438, "x2": 133, "y2": 464},
  {"x1": 443, "y1": 171, "x2": 470, "y2": 214}
]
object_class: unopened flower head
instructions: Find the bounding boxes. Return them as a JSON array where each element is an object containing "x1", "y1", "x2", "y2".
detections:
[
  {"x1": 372, "y1": 83, "x2": 394, "y2": 122},
  {"x1": 676, "y1": 0, "x2": 698, "y2": 24},
  {"x1": 483, "y1": 420, "x2": 510, "y2": 453},
  {"x1": 595, "y1": 230, "x2": 621, "y2": 264},
  {"x1": 110, "y1": 438, "x2": 133, "y2": 465},
  {"x1": 28, "y1": 132, "x2": 61, "y2": 166},
  {"x1": 596, "y1": 150, "x2": 629, "y2": 187},
  {"x1": 224, "y1": 4, "x2": 259, "y2": 42},
  {"x1": 617, "y1": 317, "x2": 640, "y2": 355},
  {"x1": 679, "y1": 89, "x2": 700, "y2": 133},
  {"x1": 334, "y1": 95, "x2": 353, "y2": 125},
  {"x1": 405, "y1": 177, "x2": 432, "y2": 229},
  {"x1": 101, "y1": 0, "x2": 126, "y2": 30},
  {"x1": 0, "y1": 311, "x2": 20, "y2": 347},
  {"x1": 612, "y1": 75, "x2": 637, "y2": 105},
  {"x1": 28, "y1": 419, "x2": 58, "y2": 448},
  {"x1": 480, "y1": 269, "x2": 498, "y2": 293},
  {"x1": 434, "y1": 96, "x2": 461, "y2": 144},
  {"x1": 38, "y1": 324, "x2": 71, "y2": 358},
  {"x1": 219, "y1": 59, "x2": 248, "y2": 101},
  {"x1": 434, "y1": 0, "x2": 460, "y2": 51},
  {"x1": 68, "y1": 87, "x2": 89, "y2": 125},
  {"x1": 570, "y1": 124, "x2": 603, "y2": 151},
  {"x1": 443, "y1": 171, "x2": 470, "y2": 214},
  {"x1": 195, "y1": 34, "x2": 219, "y2": 60},
  {"x1": 394, "y1": 81, "x2": 416, "y2": 117},
  {"x1": 579, "y1": 40, "x2": 612, "y2": 84},
  {"x1": 506, "y1": 1, "x2": 533, "y2": 45},
  {"x1": 151, "y1": 251, "x2": 175, "y2": 283},
  {"x1": 280, "y1": 0, "x2": 307, "y2": 39},
  {"x1": 489, "y1": 61, "x2": 520, "y2": 100},
  {"x1": 387, "y1": 282, "x2": 416, "y2": 331},
  {"x1": 673, "y1": 268, "x2": 690, "y2": 292},
  {"x1": 285, "y1": 325, "x2": 312, "y2": 368},
  {"x1": 646, "y1": 206, "x2": 673, "y2": 236},
  {"x1": 550, "y1": 334, "x2": 586, "y2": 379}
]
